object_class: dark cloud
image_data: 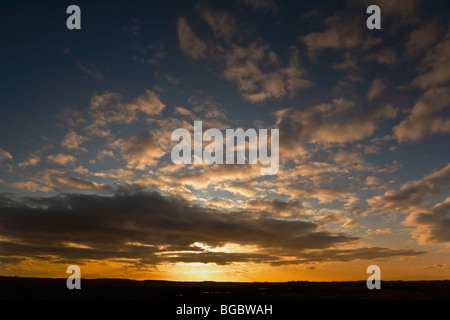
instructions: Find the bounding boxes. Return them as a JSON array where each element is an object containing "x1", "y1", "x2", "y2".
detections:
[
  {"x1": 368, "y1": 163, "x2": 450, "y2": 212},
  {"x1": 0, "y1": 192, "x2": 422, "y2": 268},
  {"x1": 244, "y1": 199, "x2": 305, "y2": 216},
  {"x1": 405, "y1": 198, "x2": 450, "y2": 244},
  {"x1": 159, "y1": 251, "x2": 272, "y2": 266},
  {"x1": 0, "y1": 256, "x2": 26, "y2": 265},
  {"x1": 269, "y1": 247, "x2": 425, "y2": 266},
  {"x1": 367, "y1": 163, "x2": 450, "y2": 244}
]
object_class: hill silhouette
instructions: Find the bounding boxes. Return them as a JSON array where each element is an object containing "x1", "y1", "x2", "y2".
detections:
[{"x1": 0, "y1": 276, "x2": 448, "y2": 300}]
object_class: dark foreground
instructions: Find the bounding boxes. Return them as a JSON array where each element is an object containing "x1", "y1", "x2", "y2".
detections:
[{"x1": 0, "y1": 277, "x2": 448, "y2": 300}]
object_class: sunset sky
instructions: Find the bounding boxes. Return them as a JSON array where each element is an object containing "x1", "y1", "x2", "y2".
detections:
[{"x1": 0, "y1": 0, "x2": 449, "y2": 282}]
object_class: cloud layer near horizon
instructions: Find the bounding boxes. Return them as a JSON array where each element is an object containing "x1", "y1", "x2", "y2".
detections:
[{"x1": 0, "y1": 191, "x2": 424, "y2": 268}]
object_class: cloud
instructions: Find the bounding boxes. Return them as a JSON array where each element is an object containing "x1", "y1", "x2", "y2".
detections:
[
  {"x1": 365, "y1": 176, "x2": 381, "y2": 186},
  {"x1": 367, "y1": 48, "x2": 397, "y2": 65},
  {"x1": 275, "y1": 100, "x2": 397, "y2": 146},
  {"x1": 272, "y1": 99, "x2": 399, "y2": 167},
  {"x1": 269, "y1": 247, "x2": 424, "y2": 266},
  {"x1": 76, "y1": 60, "x2": 103, "y2": 80},
  {"x1": 412, "y1": 29, "x2": 450, "y2": 89},
  {"x1": 281, "y1": 184, "x2": 358, "y2": 208},
  {"x1": 17, "y1": 154, "x2": 40, "y2": 168},
  {"x1": 0, "y1": 148, "x2": 13, "y2": 162},
  {"x1": 0, "y1": 192, "x2": 422, "y2": 267},
  {"x1": 313, "y1": 210, "x2": 357, "y2": 228},
  {"x1": 133, "y1": 42, "x2": 168, "y2": 65},
  {"x1": 86, "y1": 90, "x2": 165, "y2": 137},
  {"x1": 21, "y1": 168, "x2": 142, "y2": 194},
  {"x1": 367, "y1": 228, "x2": 391, "y2": 235},
  {"x1": 57, "y1": 108, "x2": 85, "y2": 127},
  {"x1": 61, "y1": 130, "x2": 87, "y2": 150},
  {"x1": 91, "y1": 168, "x2": 135, "y2": 181},
  {"x1": 11, "y1": 181, "x2": 52, "y2": 193},
  {"x1": 331, "y1": 149, "x2": 365, "y2": 166},
  {"x1": 221, "y1": 181, "x2": 259, "y2": 197},
  {"x1": 47, "y1": 175, "x2": 115, "y2": 193},
  {"x1": 162, "y1": 74, "x2": 180, "y2": 85},
  {"x1": 404, "y1": 197, "x2": 450, "y2": 244},
  {"x1": 177, "y1": 17, "x2": 207, "y2": 60},
  {"x1": 177, "y1": 10, "x2": 311, "y2": 103},
  {"x1": 316, "y1": 213, "x2": 349, "y2": 224},
  {"x1": 128, "y1": 90, "x2": 166, "y2": 116},
  {"x1": 367, "y1": 79, "x2": 386, "y2": 101},
  {"x1": 207, "y1": 198, "x2": 236, "y2": 209},
  {"x1": 90, "y1": 91, "x2": 165, "y2": 121},
  {"x1": 367, "y1": 163, "x2": 450, "y2": 213},
  {"x1": 169, "y1": 164, "x2": 262, "y2": 189},
  {"x1": 393, "y1": 86, "x2": 450, "y2": 142},
  {"x1": 301, "y1": 13, "x2": 380, "y2": 56},
  {"x1": 47, "y1": 154, "x2": 77, "y2": 166},
  {"x1": 405, "y1": 21, "x2": 440, "y2": 60},
  {"x1": 244, "y1": 199, "x2": 304, "y2": 216},
  {"x1": 96, "y1": 150, "x2": 115, "y2": 161},
  {"x1": 189, "y1": 95, "x2": 227, "y2": 120},
  {"x1": 223, "y1": 43, "x2": 311, "y2": 102},
  {"x1": 199, "y1": 8, "x2": 236, "y2": 42},
  {"x1": 174, "y1": 106, "x2": 195, "y2": 119},
  {"x1": 290, "y1": 162, "x2": 347, "y2": 177},
  {"x1": 283, "y1": 154, "x2": 398, "y2": 186},
  {"x1": 111, "y1": 133, "x2": 165, "y2": 169},
  {"x1": 343, "y1": 218, "x2": 358, "y2": 227},
  {"x1": 332, "y1": 52, "x2": 359, "y2": 70},
  {"x1": 363, "y1": 144, "x2": 381, "y2": 155}
]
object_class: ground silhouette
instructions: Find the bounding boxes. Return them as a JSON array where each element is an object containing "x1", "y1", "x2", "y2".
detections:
[{"x1": 0, "y1": 276, "x2": 448, "y2": 300}]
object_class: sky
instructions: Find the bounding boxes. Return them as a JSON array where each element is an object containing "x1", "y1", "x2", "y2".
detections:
[{"x1": 0, "y1": 0, "x2": 449, "y2": 282}]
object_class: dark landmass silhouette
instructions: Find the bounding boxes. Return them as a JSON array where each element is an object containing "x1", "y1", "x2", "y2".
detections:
[{"x1": 0, "y1": 276, "x2": 448, "y2": 300}]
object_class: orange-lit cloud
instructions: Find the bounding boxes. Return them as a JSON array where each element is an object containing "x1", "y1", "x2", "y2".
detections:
[{"x1": 47, "y1": 153, "x2": 77, "y2": 166}]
